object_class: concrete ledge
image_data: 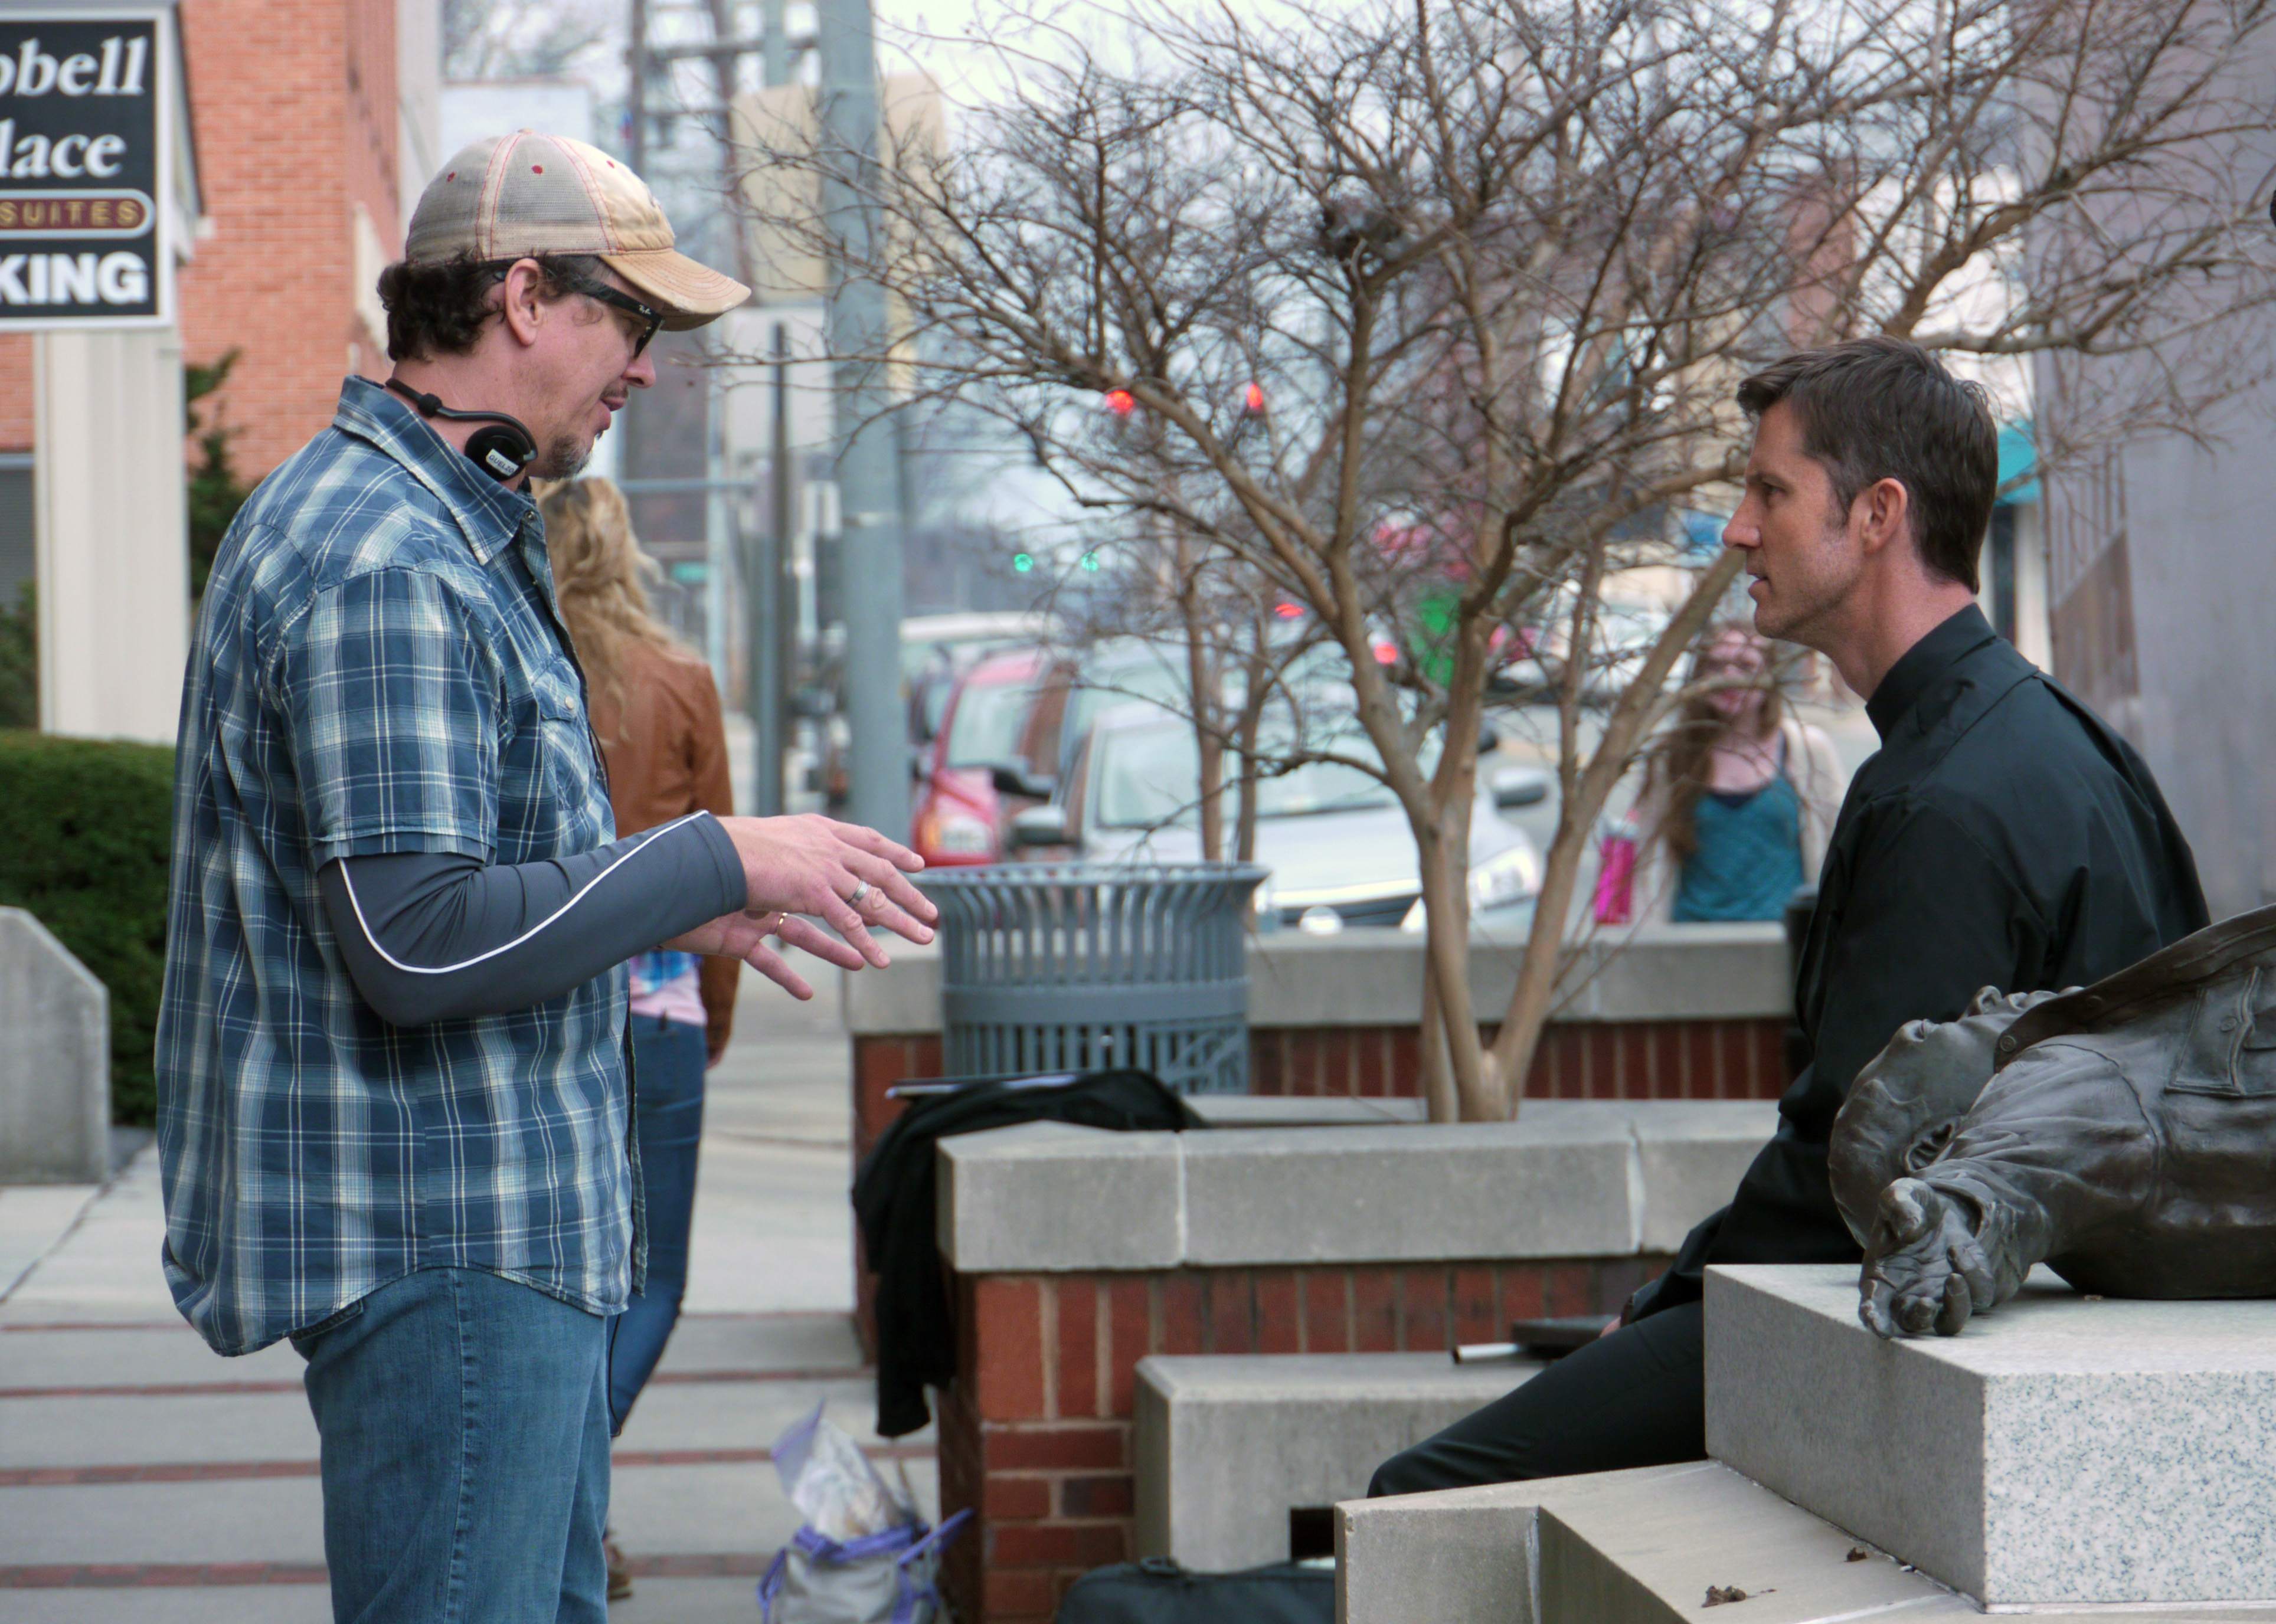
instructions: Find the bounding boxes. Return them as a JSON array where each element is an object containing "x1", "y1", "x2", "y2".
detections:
[
  {"x1": 1135, "y1": 1353, "x2": 1534, "y2": 1570},
  {"x1": 1179, "y1": 1120, "x2": 1633, "y2": 1267},
  {"x1": 938, "y1": 1101, "x2": 1777, "y2": 1272},
  {"x1": 846, "y1": 922, "x2": 1790, "y2": 1036},
  {"x1": 1183, "y1": 1095, "x2": 1427, "y2": 1128},
  {"x1": 936, "y1": 1122, "x2": 1183, "y2": 1273},
  {"x1": 1706, "y1": 1263, "x2": 2276, "y2": 1607}
]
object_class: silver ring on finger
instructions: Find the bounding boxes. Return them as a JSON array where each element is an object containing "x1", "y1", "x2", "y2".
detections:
[{"x1": 847, "y1": 880, "x2": 872, "y2": 909}]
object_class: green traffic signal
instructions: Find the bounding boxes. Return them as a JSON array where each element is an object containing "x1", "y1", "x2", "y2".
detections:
[{"x1": 1013, "y1": 552, "x2": 1034, "y2": 572}]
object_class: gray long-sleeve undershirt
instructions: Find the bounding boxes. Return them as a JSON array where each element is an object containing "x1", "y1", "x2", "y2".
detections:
[{"x1": 318, "y1": 813, "x2": 748, "y2": 1026}]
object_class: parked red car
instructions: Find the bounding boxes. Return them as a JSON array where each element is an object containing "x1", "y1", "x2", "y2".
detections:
[{"x1": 909, "y1": 650, "x2": 1056, "y2": 866}]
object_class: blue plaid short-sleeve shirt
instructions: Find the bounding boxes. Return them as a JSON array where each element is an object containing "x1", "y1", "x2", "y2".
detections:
[{"x1": 156, "y1": 377, "x2": 638, "y2": 1357}]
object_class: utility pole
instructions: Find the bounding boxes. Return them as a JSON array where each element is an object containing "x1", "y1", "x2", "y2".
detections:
[
  {"x1": 745, "y1": 322, "x2": 794, "y2": 814},
  {"x1": 815, "y1": 0, "x2": 907, "y2": 838}
]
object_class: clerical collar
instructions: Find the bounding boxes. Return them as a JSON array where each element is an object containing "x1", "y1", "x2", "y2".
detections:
[{"x1": 1864, "y1": 603, "x2": 1997, "y2": 742}]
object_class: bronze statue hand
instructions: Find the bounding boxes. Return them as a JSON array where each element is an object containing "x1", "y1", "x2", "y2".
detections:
[{"x1": 1859, "y1": 1178, "x2": 1997, "y2": 1338}]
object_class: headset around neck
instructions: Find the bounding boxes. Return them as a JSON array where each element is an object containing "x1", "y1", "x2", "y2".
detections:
[{"x1": 385, "y1": 378, "x2": 538, "y2": 484}]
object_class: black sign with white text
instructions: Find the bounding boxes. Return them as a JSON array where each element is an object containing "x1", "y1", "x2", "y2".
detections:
[{"x1": 0, "y1": 17, "x2": 166, "y2": 327}]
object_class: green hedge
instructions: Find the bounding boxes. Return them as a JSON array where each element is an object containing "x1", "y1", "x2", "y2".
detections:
[{"x1": 0, "y1": 733, "x2": 175, "y2": 1127}]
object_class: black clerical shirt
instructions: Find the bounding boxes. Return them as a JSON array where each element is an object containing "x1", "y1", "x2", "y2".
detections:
[{"x1": 1637, "y1": 605, "x2": 2208, "y2": 1314}]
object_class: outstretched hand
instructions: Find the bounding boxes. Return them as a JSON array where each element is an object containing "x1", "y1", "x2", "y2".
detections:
[
  {"x1": 665, "y1": 907, "x2": 867, "y2": 1000},
  {"x1": 663, "y1": 814, "x2": 938, "y2": 1000},
  {"x1": 1859, "y1": 1177, "x2": 1997, "y2": 1339}
]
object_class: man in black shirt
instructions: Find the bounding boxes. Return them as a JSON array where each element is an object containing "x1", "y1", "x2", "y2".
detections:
[{"x1": 1370, "y1": 336, "x2": 2207, "y2": 1495}]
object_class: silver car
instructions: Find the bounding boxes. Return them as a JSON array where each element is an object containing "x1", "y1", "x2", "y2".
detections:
[{"x1": 1012, "y1": 701, "x2": 1548, "y2": 936}]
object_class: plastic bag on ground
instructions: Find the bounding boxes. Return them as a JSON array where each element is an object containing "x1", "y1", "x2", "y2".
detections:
[
  {"x1": 773, "y1": 1403, "x2": 911, "y2": 1543},
  {"x1": 757, "y1": 1403, "x2": 972, "y2": 1624}
]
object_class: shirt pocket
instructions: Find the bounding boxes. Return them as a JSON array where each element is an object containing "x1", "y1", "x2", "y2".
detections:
[
  {"x1": 2168, "y1": 966, "x2": 2276, "y2": 1098},
  {"x1": 529, "y1": 664, "x2": 609, "y2": 841}
]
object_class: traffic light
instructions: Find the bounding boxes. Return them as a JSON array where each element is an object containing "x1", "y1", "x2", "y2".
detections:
[
  {"x1": 1104, "y1": 388, "x2": 1136, "y2": 417},
  {"x1": 1012, "y1": 552, "x2": 1034, "y2": 573},
  {"x1": 1243, "y1": 381, "x2": 1265, "y2": 415}
]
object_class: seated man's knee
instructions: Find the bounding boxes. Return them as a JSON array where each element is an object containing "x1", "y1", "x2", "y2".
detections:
[{"x1": 1366, "y1": 1452, "x2": 1417, "y2": 1499}]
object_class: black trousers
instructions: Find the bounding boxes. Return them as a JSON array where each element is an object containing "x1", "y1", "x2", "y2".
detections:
[{"x1": 1366, "y1": 1302, "x2": 1705, "y2": 1497}]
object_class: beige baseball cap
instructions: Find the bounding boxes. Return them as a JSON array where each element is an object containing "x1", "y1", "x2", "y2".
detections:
[{"x1": 406, "y1": 130, "x2": 750, "y2": 329}]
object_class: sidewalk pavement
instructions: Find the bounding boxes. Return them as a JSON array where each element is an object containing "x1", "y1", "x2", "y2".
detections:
[{"x1": 0, "y1": 963, "x2": 933, "y2": 1622}]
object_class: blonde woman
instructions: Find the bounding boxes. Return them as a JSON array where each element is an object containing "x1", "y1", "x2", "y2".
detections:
[
  {"x1": 542, "y1": 477, "x2": 737, "y2": 1594},
  {"x1": 1627, "y1": 622, "x2": 1846, "y2": 924}
]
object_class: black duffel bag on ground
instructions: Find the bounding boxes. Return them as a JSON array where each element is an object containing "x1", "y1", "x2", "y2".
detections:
[{"x1": 1054, "y1": 1557, "x2": 1333, "y2": 1623}]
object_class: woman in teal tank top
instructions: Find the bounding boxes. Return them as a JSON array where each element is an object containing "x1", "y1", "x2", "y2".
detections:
[{"x1": 1624, "y1": 623, "x2": 1847, "y2": 925}]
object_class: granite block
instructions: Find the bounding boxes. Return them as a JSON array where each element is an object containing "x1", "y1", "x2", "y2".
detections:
[
  {"x1": 1706, "y1": 1262, "x2": 2276, "y2": 1607},
  {"x1": 1134, "y1": 1353, "x2": 1532, "y2": 1571}
]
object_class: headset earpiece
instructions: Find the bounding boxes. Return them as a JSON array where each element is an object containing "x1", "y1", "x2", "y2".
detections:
[
  {"x1": 464, "y1": 425, "x2": 537, "y2": 481},
  {"x1": 385, "y1": 379, "x2": 538, "y2": 483}
]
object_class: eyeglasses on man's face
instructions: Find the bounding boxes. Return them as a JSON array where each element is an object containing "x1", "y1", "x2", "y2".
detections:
[
  {"x1": 563, "y1": 275, "x2": 665, "y2": 359},
  {"x1": 486, "y1": 260, "x2": 666, "y2": 358}
]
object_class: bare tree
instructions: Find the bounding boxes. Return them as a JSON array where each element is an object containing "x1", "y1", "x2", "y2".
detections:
[{"x1": 736, "y1": 0, "x2": 2276, "y2": 1121}]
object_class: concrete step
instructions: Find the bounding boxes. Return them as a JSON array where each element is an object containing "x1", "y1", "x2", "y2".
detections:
[
  {"x1": 1535, "y1": 1461, "x2": 1966, "y2": 1623},
  {"x1": 0, "y1": 1325, "x2": 305, "y2": 1391},
  {"x1": 0, "y1": 1447, "x2": 941, "y2": 1569},
  {"x1": 1340, "y1": 1459, "x2": 2276, "y2": 1624},
  {"x1": 0, "y1": 1387, "x2": 320, "y2": 1467},
  {"x1": 0, "y1": 1310, "x2": 859, "y2": 1395},
  {"x1": 4, "y1": 1585, "x2": 333, "y2": 1623},
  {"x1": 0, "y1": 1374, "x2": 928, "y2": 1473},
  {"x1": 0, "y1": 1475, "x2": 329, "y2": 1567},
  {"x1": 1137, "y1": 1351, "x2": 1535, "y2": 1571}
]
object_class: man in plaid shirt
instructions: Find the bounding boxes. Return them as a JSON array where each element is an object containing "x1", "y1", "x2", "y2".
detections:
[{"x1": 156, "y1": 133, "x2": 935, "y2": 1623}]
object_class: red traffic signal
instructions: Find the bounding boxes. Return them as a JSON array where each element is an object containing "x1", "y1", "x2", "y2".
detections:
[
  {"x1": 1242, "y1": 382, "x2": 1265, "y2": 414},
  {"x1": 1104, "y1": 388, "x2": 1136, "y2": 417}
]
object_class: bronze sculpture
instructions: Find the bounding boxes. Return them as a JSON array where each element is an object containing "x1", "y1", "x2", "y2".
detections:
[{"x1": 1829, "y1": 905, "x2": 2276, "y2": 1338}]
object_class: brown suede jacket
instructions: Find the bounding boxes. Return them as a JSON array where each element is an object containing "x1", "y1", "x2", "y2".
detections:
[{"x1": 590, "y1": 636, "x2": 739, "y2": 1060}]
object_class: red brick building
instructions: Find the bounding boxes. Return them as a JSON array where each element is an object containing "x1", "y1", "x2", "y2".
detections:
[{"x1": 0, "y1": 0, "x2": 416, "y2": 479}]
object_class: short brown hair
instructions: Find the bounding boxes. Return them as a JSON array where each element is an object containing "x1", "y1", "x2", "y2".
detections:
[
  {"x1": 1736, "y1": 336, "x2": 1998, "y2": 592},
  {"x1": 375, "y1": 250, "x2": 607, "y2": 363}
]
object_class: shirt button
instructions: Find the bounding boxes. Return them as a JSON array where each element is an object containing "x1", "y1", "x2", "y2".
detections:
[
  {"x1": 562, "y1": 695, "x2": 579, "y2": 716},
  {"x1": 1997, "y1": 1034, "x2": 2017, "y2": 1053}
]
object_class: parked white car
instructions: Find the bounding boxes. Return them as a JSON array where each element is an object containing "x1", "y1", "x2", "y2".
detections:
[{"x1": 1012, "y1": 701, "x2": 1548, "y2": 937}]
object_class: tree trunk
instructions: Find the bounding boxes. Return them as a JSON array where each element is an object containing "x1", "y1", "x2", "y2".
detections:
[
  {"x1": 1174, "y1": 528, "x2": 1225, "y2": 862},
  {"x1": 1486, "y1": 551, "x2": 1746, "y2": 1106}
]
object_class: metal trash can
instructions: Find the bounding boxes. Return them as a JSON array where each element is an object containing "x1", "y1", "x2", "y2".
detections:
[{"x1": 920, "y1": 862, "x2": 1269, "y2": 1095}]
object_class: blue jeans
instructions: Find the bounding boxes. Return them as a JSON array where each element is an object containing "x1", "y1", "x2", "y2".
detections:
[
  {"x1": 293, "y1": 1268, "x2": 610, "y2": 1624},
  {"x1": 609, "y1": 1012, "x2": 707, "y2": 1430}
]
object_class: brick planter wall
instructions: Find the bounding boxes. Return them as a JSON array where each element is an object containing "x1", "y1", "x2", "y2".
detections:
[
  {"x1": 936, "y1": 1255, "x2": 1665, "y2": 1622},
  {"x1": 854, "y1": 1016, "x2": 1788, "y2": 1161}
]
